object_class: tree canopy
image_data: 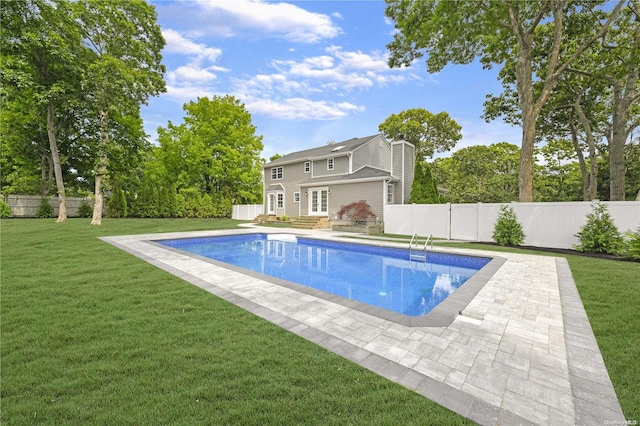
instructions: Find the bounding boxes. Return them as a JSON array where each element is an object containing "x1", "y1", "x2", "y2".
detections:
[
  {"x1": 378, "y1": 108, "x2": 461, "y2": 160},
  {"x1": 385, "y1": 0, "x2": 626, "y2": 202},
  {"x1": 153, "y1": 96, "x2": 264, "y2": 207}
]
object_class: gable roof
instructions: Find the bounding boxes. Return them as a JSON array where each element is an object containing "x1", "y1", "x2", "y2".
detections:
[
  {"x1": 298, "y1": 166, "x2": 398, "y2": 187},
  {"x1": 264, "y1": 134, "x2": 384, "y2": 167}
]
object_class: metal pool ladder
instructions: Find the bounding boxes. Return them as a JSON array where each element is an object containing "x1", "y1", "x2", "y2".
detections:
[{"x1": 409, "y1": 233, "x2": 432, "y2": 262}]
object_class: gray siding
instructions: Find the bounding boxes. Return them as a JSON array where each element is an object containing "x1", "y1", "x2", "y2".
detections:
[
  {"x1": 391, "y1": 141, "x2": 415, "y2": 204},
  {"x1": 264, "y1": 160, "x2": 308, "y2": 217},
  {"x1": 328, "y1": 181, "x2": 385, "y2": 220},
  {"x1": 352, "y1": 135, "x2": 391, "y2": 171},
  {"x1": 312, "y1": 155, "x2": 349, "y2": 177}
]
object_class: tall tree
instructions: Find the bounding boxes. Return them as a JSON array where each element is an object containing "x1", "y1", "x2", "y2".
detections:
[
  {"x1": 487, "y1": 2, "x2": 639, "y2": 200},
  {"x1": 385, "y1": 0, "x2": 625, "y2": 202},
  {"x1": 73, "y1": 0, "x2": 166, "y2": 225},
  {"x1": 431, "y1": 142, "x2": 520, "y2": 203},
  {"x1": 409, "y1": 161, "x2": 442, "y2": 204},
  {"x1": 155, "y1": 96, "x2": 264, "y2": 208},
  {"x1": 1, "y1": 0, "x2": 84, "y2": 221},
  {"x1": 378, "y1": 108, "x2": 461, "y2": 160}
]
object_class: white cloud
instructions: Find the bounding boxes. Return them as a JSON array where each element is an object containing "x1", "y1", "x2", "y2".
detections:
[
  {"x1": 229, "y1": 45, "x2": 418, "y2": 120},
  {"x1": 168, "y1": 66, "x2": 217, "y2": 83},
  {"x1": 197, "y1": 0, "x2": 341, "y2": 43},
  {"x1": 165, "y1": 84, "x2": 216, "y2": 104},
  {"x1": 162, "y1": 29, "x2": 222, "y2": 62},
  {"x1": 245, "y1": 97, "x2": 364, "y2": 120}
]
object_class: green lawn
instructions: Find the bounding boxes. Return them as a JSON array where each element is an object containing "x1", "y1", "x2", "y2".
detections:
[{"x1": 1, "y1": 219, "x2": 473, "y2": 425}]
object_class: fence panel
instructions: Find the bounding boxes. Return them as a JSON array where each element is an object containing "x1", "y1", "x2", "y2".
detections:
[
  {"x1": 3, "y1": 194, "x2": 94, "y2": 218},
  {"x1": 232, "y1": 204, "x2": 263, "y2": 220},
  {"x1": 384, "y1": 201, "x2": 640, "y2": 249},
  {"x1": 384, "y1": 204, "x2": 449, "y2": 238}
]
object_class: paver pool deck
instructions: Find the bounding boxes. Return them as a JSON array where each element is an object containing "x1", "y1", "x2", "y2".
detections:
[{"x1": 102, "y1": 226, "x2": 626, "y2": 426}]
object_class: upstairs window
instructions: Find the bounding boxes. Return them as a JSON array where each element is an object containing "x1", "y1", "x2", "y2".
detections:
[
  {"x1": 271, "y1": 166, "x2": 283, "y2": 180},
  {"x1": 304, "y1": 161, "x2": 310, "y2": 173},
  {"x1": 327, "y1": 158, "x2": 334, "y2": 170}
]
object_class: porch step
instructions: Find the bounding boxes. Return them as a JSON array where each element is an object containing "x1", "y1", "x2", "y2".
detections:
[
  {"x1": 291, "y1": 216, "x2": 330, "y2": 230},
  {"x1": 254, "y1": 214, "x2": 278, "y2": 224}
]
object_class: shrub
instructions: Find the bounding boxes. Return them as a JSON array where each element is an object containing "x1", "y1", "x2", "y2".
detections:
[
  {"x1": 492, "y1": 204, "x2": 525, "y2": 246},
  {"x1": 76, "y1": 199, "x2": 93, "y2": 218},
  {"x1": 0, "y1": 200, "x2": 11, "y2": 218},
  {"x1": 279, "y1": 214, "x2": 289, "y2": 222},
  {"x1": 574, "y1": 202, "x2": 624, "y2": 255},
  {"x1": 107, "y1": 188, "x2": 127, "y2": 218},
  {"x1": 336, "y1": 200, "x2": 376, "y2": 222},
  {"x1": 623, "y1": 228, "x2": 640, "y2": 260},
  {"x1": 36, "y1": 198, "x2": 55, "y2": 218}
]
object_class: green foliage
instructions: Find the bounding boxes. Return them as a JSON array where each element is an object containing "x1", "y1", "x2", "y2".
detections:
[
  {"x1": 76, "y1": 199, "x2": 93, "y2": 218},
  {"x1": 378, "y1": 108, "x2": 461, "y2": 160},
  {"x1": 154, "y1": 96, "x2": 263, "y2": 205},
  {"x1": 0, "y1": 200, "x2": 12, "y2": 218},
  {"x1": 624, "y1": 228, "x2": 640, "y2": 260},
  {"x1": 409, "y1": 162, "x2": 443, "y2": 204},
  {"x1": 36, "y1": 199, "x2": 55, "y2": 218},
  {"x1": 107, "y1": 187, "x2": 128, "y2": 218},
  {"x1": 279, "y1": 214, "x2": 289, "y2": 222},
  {"x1": 431, "y1": 142, "x2": 519, "y2": 203},
  {"x1": 337, "y1": 200, "x2": 376, "y2": 221},
  {"x1": 492, "y1": 205, "x2": 525, "y2": 246},
  {"x1": 174, "y1": 193, "x2": 186, "y2": 218},
  {"x1": 575, "y1": 202, "x2": 624, "y2": 255}
]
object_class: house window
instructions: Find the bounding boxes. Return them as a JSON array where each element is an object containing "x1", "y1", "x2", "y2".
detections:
[
  {"x1": 304, "y1": 161, "x2": 310, "y2": 173},
  {"x1": 277, "y1": 193, "x2": 284, "y2": 208},
  {"x1": 294, "y1": 192, "x2": 300, "y2": 203},
  {"x1": 387, "y1": 183, "x2": 394, "y2": 203},
  {"x1": 271, "y1": 166, "x2": 283, "y2": 180},
  {"x1": 327, "y1": 158, "x2": 334, "y2": 170}
]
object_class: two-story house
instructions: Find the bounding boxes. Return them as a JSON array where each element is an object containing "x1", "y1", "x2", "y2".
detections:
[{"x1": 262, "y1": 134, "x2": 415, "y2": 225}]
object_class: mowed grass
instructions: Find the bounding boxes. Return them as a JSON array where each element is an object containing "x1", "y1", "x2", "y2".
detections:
[
  {"x1": 1, "y1": 219, "x2": 473, "y2": 425},
  {"x1": 433, "y1": 241, "x2": 640, "y2": 421}
]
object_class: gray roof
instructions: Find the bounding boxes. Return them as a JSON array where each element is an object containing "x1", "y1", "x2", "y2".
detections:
[
  {"x1": 265, "y1": 134, "x2": 384, "y2": 167},
  {"x1": 298, "y1": 166, "x2": 397, "y2": 186}
]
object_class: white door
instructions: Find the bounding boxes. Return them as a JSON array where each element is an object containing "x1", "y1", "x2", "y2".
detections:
[
  {"x1": 308, "y1": 189, "x2": 328, "y2": 215},
  {"x1": 267, "y1": 193, "x2": 276, "y2": 214}
]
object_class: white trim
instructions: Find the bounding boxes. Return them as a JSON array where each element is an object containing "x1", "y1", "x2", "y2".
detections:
[{"x1": 308, "y1": 187, "x2": 329, "y2": 216}]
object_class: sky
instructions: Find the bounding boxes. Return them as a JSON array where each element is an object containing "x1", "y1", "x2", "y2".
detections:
[{"x1": 142, "y1": 0, "x2": 523, "y2": 161}]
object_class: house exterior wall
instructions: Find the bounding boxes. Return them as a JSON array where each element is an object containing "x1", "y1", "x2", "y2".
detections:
[
  {"x1": 311, "y1": 154, "x2": 349, "y2": 177},
  {"x1": 328, "y1": 180, "x2": 385, "y2": 220},
  {"x1": 352, "y1": 135, "x2": 391, "y2": 171},
  {"x1": 262, "y1": 135, "x2": 413, "y2": 220},
  {"x1": 391, "y1": 141, "x2": 415, "y2": 204},
  {"x1": 264, "y1": 160, "x2": 307, "y2": 217}
]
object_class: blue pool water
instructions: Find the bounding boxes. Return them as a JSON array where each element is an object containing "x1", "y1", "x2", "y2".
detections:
[{"x1": 158, "y1": 234, "x2": 490, "y2": 317}]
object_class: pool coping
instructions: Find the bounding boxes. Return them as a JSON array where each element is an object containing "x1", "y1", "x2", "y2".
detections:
[
  {"x1": 149, "y1": 233, "x2": 507, "y2": 328},
  {"x1": 100, "y1": 227, "x2": 626, "y2": 426}
]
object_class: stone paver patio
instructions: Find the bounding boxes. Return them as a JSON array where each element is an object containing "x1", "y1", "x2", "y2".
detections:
[{"x1": 102, "y1": 226, "x2": 626, "y2": 425}]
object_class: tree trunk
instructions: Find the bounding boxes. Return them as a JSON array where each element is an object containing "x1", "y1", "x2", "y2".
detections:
[
  {"x1": 572, "y1": 98, "x2": 598, "y2": 200},
  {"x1": 91, "y1": 108, "x2": 109, "y2": 225},
  {"x1": 40, "y1": 154, "x2": 53, "y2": 197},
  {"x1": 46, "y1": 103, "x2": 67, "y2": 222},
  {"x1": 91, "y1": 162, "x2": 106, "y2": 225},
  {"x1": 515, "y1": 38, "x2": 536, "y2": 202}
]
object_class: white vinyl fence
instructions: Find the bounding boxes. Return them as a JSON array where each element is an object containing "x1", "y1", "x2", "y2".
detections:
[
  {"x1": 384, "y1": 201, "x2": 640, "y2": 249},
  {"x1": 232, "y1": 204, "x2": 264, "y2": 220}
]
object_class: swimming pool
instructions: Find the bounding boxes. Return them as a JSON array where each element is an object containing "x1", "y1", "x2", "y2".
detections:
[{"x1": 158, "y1": 233, "x2": 491, "y2": 318}]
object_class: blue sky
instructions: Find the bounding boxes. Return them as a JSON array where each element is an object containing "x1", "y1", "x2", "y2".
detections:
[{"x1": 143, "y1": 0, "x2": 523, "y2": 161}]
